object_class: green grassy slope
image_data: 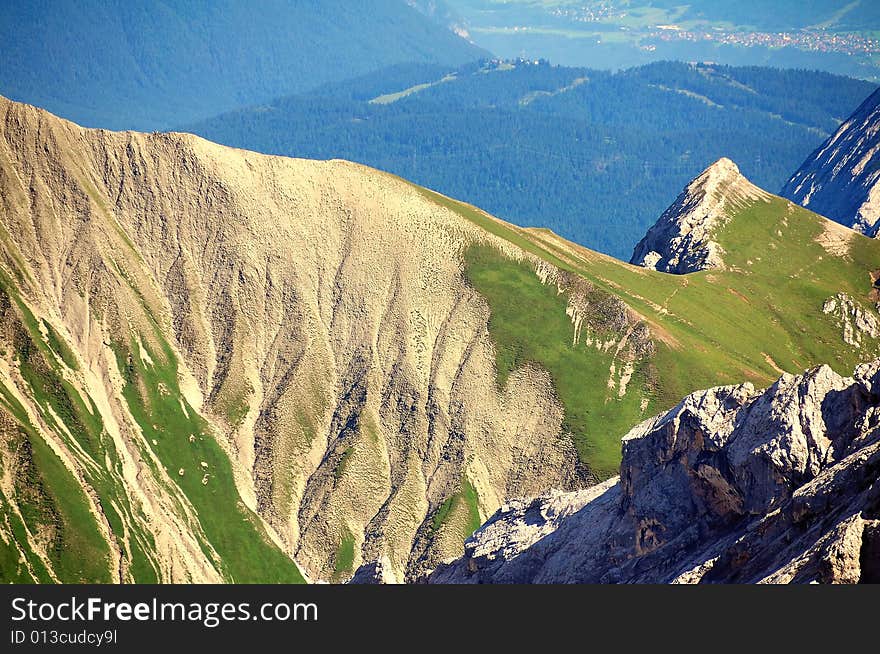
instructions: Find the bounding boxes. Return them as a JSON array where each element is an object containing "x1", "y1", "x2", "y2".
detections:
[
  {"x1": 465, "y1": 246, "x2": 652, "y2": 477},
  {"x1": 0, "y1": 264, "x2": 305, "y2": 584},
  {"x1": 417, "y1": 184, "x2": 880, "y2": 478}
]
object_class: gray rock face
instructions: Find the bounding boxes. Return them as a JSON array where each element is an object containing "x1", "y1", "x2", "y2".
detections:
[
  {"x1": 822, "y1": 293, "x2": 880, "y2": 349},
  {"x1": 782, "y1": 88, "x2": 880, "y2": 236},
  {"x1": 429, "y1": 362, "x2": 880, "y2": 584},
  {"x1": 630, "y1": 158, "x2": 771, "y2": 274},
  {"x1": 349, "y1": 556, "x2": 401, "y2": 584}
]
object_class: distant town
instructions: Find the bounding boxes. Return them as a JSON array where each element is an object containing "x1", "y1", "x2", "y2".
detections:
[
  {"x1": 545, "y1": 3, "x2": 880, "y2": 57},
  {"x1": 646, "y1": 26, "x2": 880, "y2": 57}
]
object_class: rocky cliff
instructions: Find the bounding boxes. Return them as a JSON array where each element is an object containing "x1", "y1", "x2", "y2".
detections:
[
  {"x1": 782, "y1": 87, "x2": 880, "y2": 237},
  {"x1": 630, "y1": 158, "x2": 772, "y2": 273},
  {"x1": 429, "y1": 362, "x2": 880, "y2": 583}
]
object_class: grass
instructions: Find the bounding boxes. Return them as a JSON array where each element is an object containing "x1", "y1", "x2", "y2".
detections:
[
  {"x1": 430, "y1": 480, "x2": 482, "y2": 541},
  {"x1": 41, "y1": 320, "x2": 79, "y2": 371},
  {"x1": 111, "y1": 332, "x2": 305, "y2": 584},
  {"x1": 564, "y1": 196, "x2": 880, "y2": 394},
  {"x1": 369, "y1": 73, "x2": 457, "y2": 105},
  {"x1": 0, "y1": 384, "x2": 112, "y2": 583},
  {"x1": 20, "y1": 421, "x2": 112, "y2": 582},
  {"x1": 0, "y1": 494, "x2": 42, "y2": 583},
  {"x1": 334, "y1": 447, "x2": 354, "y2": 482},
  {"x1": 213, "y1": 380, "x2": 252, "y2": 429},
  {"x1": 18, "y1": 343, "x2": 104, "y2": 459},
  {"x1": 333, "y1": 528, "x2": 356, "y2": 579},
  {"x1": 465, "y1": 245, "x2": 649, "y2": 477},
  {"x1": 422, "y1": 184, "x2": 880, "y2": 477}
]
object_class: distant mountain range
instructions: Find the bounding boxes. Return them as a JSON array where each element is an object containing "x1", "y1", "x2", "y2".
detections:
[
  {"x1": 0, "y1": 0, "x2": 487, "y2": 130},
  {"x1": 183, "y1": 60, "x2": 875, "y2": 259}
]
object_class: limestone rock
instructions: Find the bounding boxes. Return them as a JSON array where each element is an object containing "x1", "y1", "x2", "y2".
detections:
[
  {"x1": 429, "y1": 362, "x2": 880, "y2": 584},
  {"x1": 822, "y1": 292, "x2": 880, "y2": 348},
  {"x1": 349, "y1": 556, "x2": 401, "y2": 584},
  {"x1": 630, "y1": 158, "x2": 771, "y2": 274},
  {"x1": 782, "y1": 88, "x2": 880, "y2": 236}
]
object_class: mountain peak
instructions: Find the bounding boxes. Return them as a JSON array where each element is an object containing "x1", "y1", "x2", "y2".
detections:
[
  {"x1": 781, "y1": 87, "x2": 880, "y2": 237},
  {"x1": 630, "y1": 158, "x2": 770, "y2": 274},
  {"x1": 704, "y1": 156, "x2": 740, "y2": 176}
]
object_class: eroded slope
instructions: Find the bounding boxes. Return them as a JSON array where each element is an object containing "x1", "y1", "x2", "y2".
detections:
[{"x1": 0, "y1": 97, "x2": 653, "y2": 582}]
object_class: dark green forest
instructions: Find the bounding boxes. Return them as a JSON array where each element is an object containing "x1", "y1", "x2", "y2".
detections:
[
  {"x1": 0, "y1": 0, "x2": 486, "y2": 130},
  {"x1": 185, "y1": 60, "x2": 876, "y2": 258}
]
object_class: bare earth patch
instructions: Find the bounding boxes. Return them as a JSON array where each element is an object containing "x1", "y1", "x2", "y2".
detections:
[{"x1": 815, "y1": 219, "x2": 854, "y2": 257}]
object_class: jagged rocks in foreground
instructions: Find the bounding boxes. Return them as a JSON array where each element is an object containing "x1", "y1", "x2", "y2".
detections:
[
  {"x1": 429, "y1": 362, "x2": 880, "y2": 584},
  {"x1": 630, "y1": 158, "x2": 771, "y2": 274}
]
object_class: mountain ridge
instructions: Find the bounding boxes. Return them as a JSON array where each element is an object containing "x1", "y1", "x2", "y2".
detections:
[
  {"x1": 0, "y1": 95, "x2": 591, "y2": 582},
  {"x1": 2, "y1": 96, "x2": 879, "y2": 583},
  {"x1": 782, "y1": 87, "x2": 880, "y2": 236}
]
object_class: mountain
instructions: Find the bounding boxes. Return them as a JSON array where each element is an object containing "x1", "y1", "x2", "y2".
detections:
[
  {"x1": 428, "y1": 361, "x2": 880, "y2": 584},
  {"x1": 630, "y1": 158, "x2": 772, "y2": 273},
  {"x1": 0, "y1": 95, "x2": 589, "y2": 584},
  {"x1": 1, "y1": 97, "x2": 879, "y2": 583},
  {"x1": 781, "y1": 88, "x2": 880, "y2": 237},
  {"x1": 407, "y1": 0, "x2": 469, "y2": 38},
  {"x1": 184, "y1": 60, "x2": 875, "y2": 259},
  {"x1": 0, "y1": 0, "x2": 486, "y2": 131}
]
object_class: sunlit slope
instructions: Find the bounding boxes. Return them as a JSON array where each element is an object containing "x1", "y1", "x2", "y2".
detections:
[
  {"x1": 0, "y1": 179, "x2": 307, "y2": 584},
  {"x1": 0, "y1": 96, "x2": 587, "y2": 582},
  {"x1": 1, "y1": 94, "x2": 876, "y2": 583},
  {"x1": 417, "y1": 185, "x2": 880, "y2": 468}
]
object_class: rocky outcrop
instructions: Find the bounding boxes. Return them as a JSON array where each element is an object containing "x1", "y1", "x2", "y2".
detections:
[
  {"x1": 630, "y1": 158, "x2": 771, "y2": 273},
  {"x1": 822, "y1": 293, "x2": 880, "y2": 349},
  {"x1": 349, "y1": 556, "x2": 401, "y2": 584},
  {"x1": 429, "y1": 362, "x2": 880, "y2": 583},
  {"x1": 782, "y1": 88, "x2": 880, "y2": 237}
]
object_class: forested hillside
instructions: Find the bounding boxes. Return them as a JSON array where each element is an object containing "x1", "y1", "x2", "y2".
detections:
[
  {"x1": 186, "y1": 60, "x2": 875, "y2": 257},
  {"x1": 0, "y1": 0, "x2": 486, "y2": 130}
]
